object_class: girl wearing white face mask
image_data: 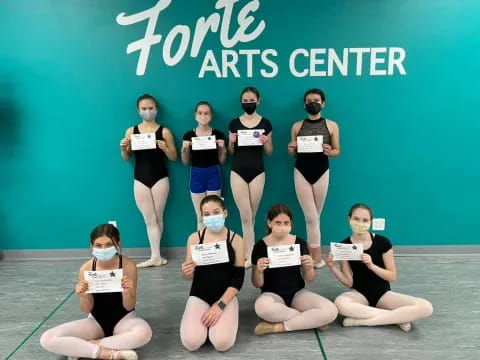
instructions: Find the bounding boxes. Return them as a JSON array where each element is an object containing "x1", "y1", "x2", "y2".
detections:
[
  {"x1": 40, "y1": 224, "x2": 152, "y2": 360},
  {"x1": 119, "y1": 94, "x2": 177, "y2": 268},
  {"x1": 327, "y1": 204, "x2": 433, "y2": 332},
  {"x1": 251, "y1": 204, "x2": 338, "y2": 336},
  {"x1": 180, "y1": 195, "x2": 245, "y2": 352}
]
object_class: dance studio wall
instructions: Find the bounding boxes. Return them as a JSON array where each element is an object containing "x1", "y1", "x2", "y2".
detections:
[{"x1": 0, "y1": 0, "x2": 478, "y2": 250}]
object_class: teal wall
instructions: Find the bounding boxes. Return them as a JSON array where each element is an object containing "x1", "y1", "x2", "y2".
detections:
[{"x1": 1, "y1": 0, "x2": 479, "y2": 250}]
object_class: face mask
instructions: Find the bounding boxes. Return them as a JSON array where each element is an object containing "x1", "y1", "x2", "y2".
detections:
[
  {"x1": 271, "y1": 226, "x2": 291, "y2": 235},
  {"x1": 92, "y1": 246, "x2": 117, "y2": 262},
  {"x1": 139, "y1": 109, "x2": 157, "y2": 121},
  {"x1": 349, "y1": 220, "x2": 371, "y2": 235},
  {"x1": 196, "y1": 116, "x2": 211, "y2": 124},
  {"x1": 305, "y1": 102, "x2": 322, "y2": 115},
  {"x1": 242, "y1": 102, "x2": 257, "y2": 115},
  {"x1": 203, "y1": 214, "x2": 225, "y2": 232}
]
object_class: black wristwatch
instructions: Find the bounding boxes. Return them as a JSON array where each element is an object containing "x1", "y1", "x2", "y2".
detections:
[{"x1": 217, "y1": 300, "x2": 226, "y2": 310}]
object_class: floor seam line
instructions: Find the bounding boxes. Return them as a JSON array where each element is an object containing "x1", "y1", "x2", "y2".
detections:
[{"x1": 5, "y1": 289, "x2": 75, "y2": 360}]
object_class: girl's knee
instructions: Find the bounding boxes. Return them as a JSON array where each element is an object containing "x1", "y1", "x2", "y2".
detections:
[
  {"x1": 417, "y1": 299, "x2": 433, "y2": 318},
  {"x1": 181, "y1": 334, "x2": 204, "y2": 352},
  {"x1": 325, "y1": 301, "x2": 339, "y2": 322},
  {"x1": 210, "y1": 333, "x2": 235, "y2": 352},
  {"x1": 254, "y1": 297, "x2": 270, "y2": 318},
  {"x1": 143, "y1": 215, "x2": 158, "y2": 226},
  {"x1": 311, "y1": 301, "x2": 338, "y2": 325},
  {"x1": 333, "y1": 296, "x2": 349, "y2": 314},
  {"x1": 180, "y1": 323, "x2": 206, "y2": 352},
  {"x1": 39, "y1": 329, "x2": 56, "y2": 351},
  {"x1": 240, "y1": 214, "x2": 253, "y2": 226},
  {"x1": 305, "y1": 215, "x2": 318, "y2": 226},
  {"x1": 134, "y1": 325, "x2": 153, "y2": 347}
]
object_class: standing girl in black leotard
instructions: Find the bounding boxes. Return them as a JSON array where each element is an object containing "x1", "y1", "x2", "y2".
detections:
[
  {"x1": 119, "y1": 94, "x2": 177, "y2": 268},
  {"x1": 288, "y1": 88, "x2": 340, "y2": 268},
  {"x1": 181, "y1": 101, "x2": 227, "y2": 230},
  {"x1": 251, "y1": 204, "x2": 338, "y2": 336},
  {"x1": 228, "y1": 87, "x2": 273, "y2": 268},
  {"x1": 327, "y1": 204, "x2": 433, "y2": 331},
  {"x1": 40, "y1": 224, "x2": 152, "y2": 359},
  {"x1": 180, "y1": 195, "x2": 245, "y2": 352}
]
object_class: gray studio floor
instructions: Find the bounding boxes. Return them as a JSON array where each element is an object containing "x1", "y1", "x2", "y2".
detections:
[{"x1": 1, "y1": 255, "x2": 479, "y2": 360}]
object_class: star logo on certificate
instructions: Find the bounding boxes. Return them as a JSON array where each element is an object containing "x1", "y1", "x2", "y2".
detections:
[
  {"x1": 215, "y1": 243, "x2": 221, "y2": 249},
  {"x1": 289, "y1": 246, "x2": 294, "y2": 251},
  {"x1": 110, "y1": 271, "x2": 116, "y2": 277},
  {"x1": 352, "y1": 245, "x2": 357, "y2": 250}
]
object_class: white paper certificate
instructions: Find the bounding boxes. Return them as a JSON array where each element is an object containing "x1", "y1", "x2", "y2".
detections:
[
  {"x1": 297, "y1": 135, "x2": 323, "y2": 153},
  {"x1": 131, "y1": 133, "x2": 156, "y2": 151},
  {"x1": 267, "y1": 244, "x2": 301, "y2": 268},
  {"x1": 191, "y1": 241, "x2": 229, "y2": 266},
  {"x1": 238, "y1": 129, "x2": 265, "y2": 146},
  {"x1": 84, "y1": 269, "x2": 123, "y2": 294},
  {"x1": 330, "y1": 242, "x2": 364, "y2": 261},
  {"x1": 192, "y1": 135, "x2": 217, "y2": 150}
]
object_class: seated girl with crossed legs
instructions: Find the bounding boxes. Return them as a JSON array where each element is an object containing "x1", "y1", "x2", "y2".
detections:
[
  {"x1": 40, "y1": 224, "x2": 152, "y2": 359},
  {"x1": 251, "y1": 204, "x2": 338, "y2": 336},
  {"x1": 327, "y1": 204, "x2": 433, "y2": 331}
]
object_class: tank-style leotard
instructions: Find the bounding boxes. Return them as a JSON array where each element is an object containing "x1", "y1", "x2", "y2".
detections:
[{"x1": 295, "y1": 118, "x2": 331, "y2": 185}]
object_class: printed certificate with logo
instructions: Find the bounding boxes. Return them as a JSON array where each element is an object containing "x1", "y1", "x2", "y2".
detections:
[
  {"x1": 191, "y1": 241, "x2": 229, "y2": 266},
  {"x1": 84, "y1": 269, "x2": 123, "y2": 293},
  {"x1": 238, "y1": 129, "x2": 265, "y2": 146},
  {"x1": 330, "y1": 242, "x2": 364, "y2": 261},
  {"x1": 131, "y1": 133, "x2": 156, "y2": 150},
  {"x1": 267, "y1": 244, "x2": 301, "y2": 268},
  {"x1": 297, "y1": 135, "x2": 323, "y2": 153},
  {"x1": 192, "y1": 135, "x2": 217, "y2": 150}
]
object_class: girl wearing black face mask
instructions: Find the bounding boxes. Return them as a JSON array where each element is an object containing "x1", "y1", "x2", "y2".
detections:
[
  {"x1": 228, "y1": 87, "x2": 273, "y2": 268},
  {"x1": 287, "y1": 88, "x2": 340, "y2": 269}
]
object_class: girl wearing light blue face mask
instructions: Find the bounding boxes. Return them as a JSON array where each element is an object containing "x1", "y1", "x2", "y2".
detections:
[
  {"x1": 119, "y1": 93, "x2": 178, "y2": 269},
  {"x1": 40, "y1": 224, "x2": 152, "y2": 360},
  {"x1": 180, "y1": 195, "x2": 246, "y2": 352}
]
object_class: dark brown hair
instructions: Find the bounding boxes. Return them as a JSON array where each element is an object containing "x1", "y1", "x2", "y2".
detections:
[
  {"x1": 195, "y1": 101, "x2": 213, "y2": 113},
  {"x1": 90, "y1": 224, "x2": 120, "y2": 247},
  {"x1": 240, "y1": 86, "x2": 260, "y2": 101},
  {"x1": 266, "y1": 204, "x2": 293, "y2": 234},
  {"x1": 136, "y1": 93, "x2": 158, "y2": 109},
  {"x1": 200, "y1": 195, "x2": 226, "y2": 213},
  {"x1": 304, "y1": 88, "x2": 326, "y2": 103},
  {"x1": 348, "y1": 203, "x2": 373, "y2": 220}
]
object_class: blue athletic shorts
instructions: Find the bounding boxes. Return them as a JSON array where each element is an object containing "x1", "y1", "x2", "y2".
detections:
[{"x1": 190, "y1": 165, "x2": 222, "y2": 194}]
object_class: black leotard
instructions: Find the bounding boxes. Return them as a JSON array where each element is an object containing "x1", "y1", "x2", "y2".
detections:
[
  {"x1": 295, "y1": 118, "x2": 331, "y2": 185},
  {"x1": 91, "y1": 255, "x2": 132, "y2": 336},
  {"x1": 342, "y1": 233, "x2": 393, "y2": 306},
  {"x1": 229, "y1": 117, "x2": 273, "y2": 183},
  {"x1": 251, "y1": 237, "x2": 309, "y2": 307},
  {"x1": 182, "y1": 128, "x2": 225, "y2": 168},
  {"x1": 190, "y1": 229, "x2": 237, "y2": 305},
  {"x1": 133, "y1": 125, "x2": 168, "y2": 188}
]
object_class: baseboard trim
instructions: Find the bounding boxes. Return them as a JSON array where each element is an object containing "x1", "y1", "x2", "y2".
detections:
[{"x1": 1, "y1": 245, "x2": 479, "y2": 260}]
